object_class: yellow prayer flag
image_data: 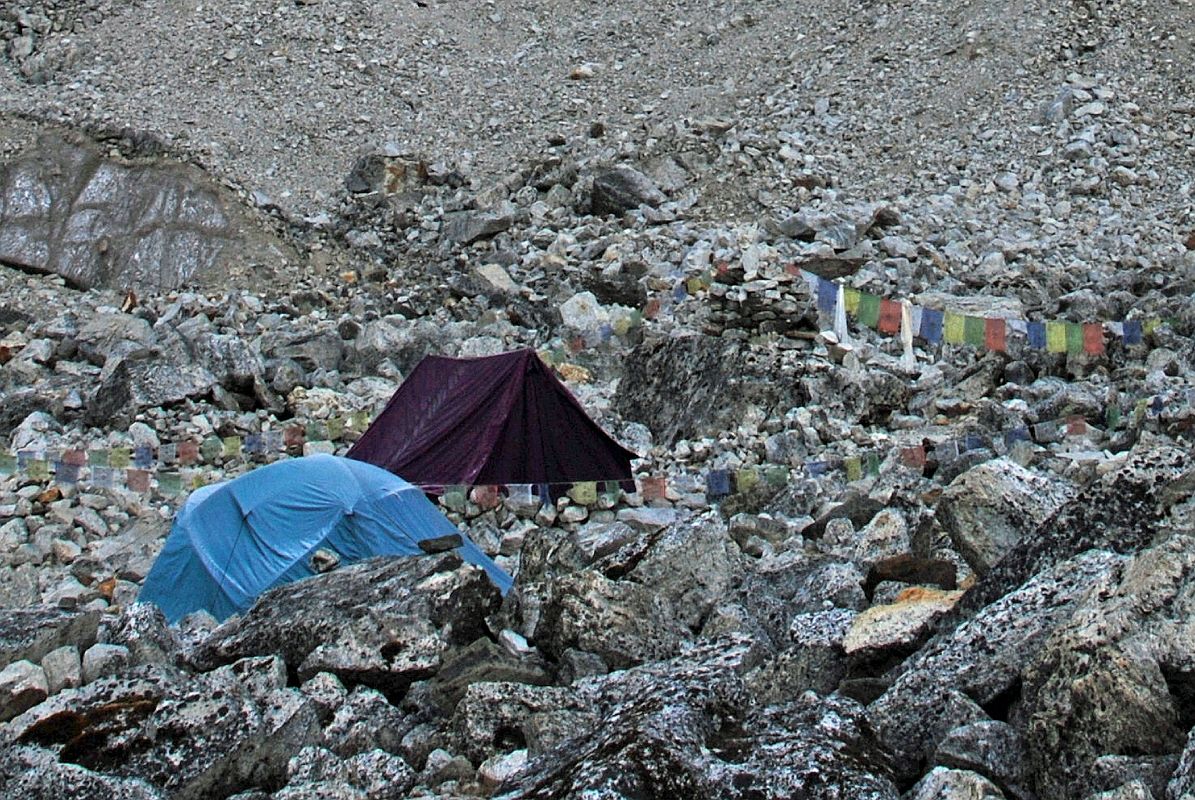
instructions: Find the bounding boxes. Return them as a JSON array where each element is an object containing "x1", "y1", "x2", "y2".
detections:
[
  {"x1": 844, "y1": 287, "x2": 861, "y2": 315},
  {"x1": 735, "y1": 468, "x2": 759, "y2": 492},
  {"x1": 568, "y1": 481, "x2": 599, "y2": 506},
  {"x1": 1046, "y1": 321, "x2": 1067, "y2": 353},
  {"x1": 944, "y1": 312, "x2": 965, "y2": 344},
  {"x1": 845, "y1": 456, "x2": 863, "y2": 482}
]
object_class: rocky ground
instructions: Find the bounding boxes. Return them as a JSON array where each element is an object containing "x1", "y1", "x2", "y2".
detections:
[{"x1": 2, "y1": 0, "x2": 1195, "y2": 797}]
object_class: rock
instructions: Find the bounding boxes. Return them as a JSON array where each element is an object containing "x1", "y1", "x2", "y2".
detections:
[
  {"x1": 615, "y1": 506, "x2": 678, "y2": 530},
  {"x1": 558, "y1": 291, "x2": 609, "y2": 331},
  {"x1": 1087, "y1": 781, "x2": 1156, "y2": 800},
  {"x1": 80, "y1": 642, "x2": 130, "y2": 683},
  {"x1": 864, "y1": 555, "x2": 958, "y2": 599},
  {"x1": 0, "y1": 606, "x2": 100, "y2": 671},
  {"x1": 589, "y1": 165, "x2": 666, "y2": 215},
  {"x1": 0, "y1": 660, "x2": 49, "y2": 721},
  {"x1": 451, "y1": 682, "x2": 591, "y2": 765},
  {"x1": 937, "y1": 459, "x2": 1074, "y2": 574},
  {"x1": 0, "y1": 744, "x2": 165, "y2": 799},
  {"x1": 0, "y1": 133, "x2": 286, "y2": 292},
  {"x1": 98, "y1": 603, "x2": 180, "y2": 668},
  {"x1": 87, "y1": 357, "x2": 216, "y2": 428},
  {"x1": 7, "y1": 659, "x2": 319, "y2": 799},
  {"x1": 934, "y1": 720, "x2": 1028, "y2": 798},
  {"x1": 744, "y1": 608, "x2": 855, "y2": 702},
  {"x1": 493, "y1": 638, "x2": 899, "y2": 798},
  {"x1": 76, "y1": 311, "x2": 155, "y2": 366},
  {"x1": 443, "y1": 208, "x2": 514, "y2": 244},
  {"x1": 852, "y1": 508, "x2": 910, "y2": 567},
  {"x1": 908, "y1": 767, "x2": 1007, "y2": 799},
  {"x1": 39, "y1": 645, "x2": 82, "y2": 694},
  {"x1": 479, "y1": 749, "x2": 529, "y2": 789},
  {"x1": 843, "y1": 587, "x2": 963, "y2": 658},
  {"x1": 192, "y1": 555, "x2": 503, "y2": 698},
  {"x1": 300, "y1": 671, "x2": 348, "y2": 723},
  {"x1": 868, "y1": 549, "x2": 1123, "y2": 783},
  {"x1": 322, "y1": 685, "x2": 407, "y2": 757}
]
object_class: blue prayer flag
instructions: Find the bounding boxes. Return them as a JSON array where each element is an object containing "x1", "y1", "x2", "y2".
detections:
[
  {"x1": 1150, "y1": 396, "x2": 1163, "y2": 416},
  {"x1": 706, "y1": 469, "x2": 732, "y2": 499},
  {"x1": 816, "y1": 278, "x2": 837, "y2": 314},
  {"x1": 672, "y1": 283, "x2": 688, "y2": 302},
  {"x1": 1004, "y1": 427, "x2": 1031, "y2": 446},
  {"x1": 537, "y1": 482, "x2": 552, "y2": 507},
  {"x1": 919, "y1": 308, "x2": 944, "y2": 344},
  {"x1": 963, "y1": 433, "x2": 986, "y2": 452},
  {"x1": 806, "y1": 460, "x2": 828, "y2": 477},
  {"x1": 1123, "y1": 319, "x2": 1143, "y2": 345},
  {"x1": 133, "y1": 445, "x2": 154, "y2": 469},
  {"x1": 1026, "y1": 321, "x2": 1047, "y2": 349}
]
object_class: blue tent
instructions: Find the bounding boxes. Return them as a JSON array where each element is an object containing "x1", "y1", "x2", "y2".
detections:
[{"x1": 140, "y1": 454, "x2": 513, "y2": 623}]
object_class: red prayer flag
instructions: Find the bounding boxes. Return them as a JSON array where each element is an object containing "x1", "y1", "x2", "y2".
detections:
[
  {"x1": 784, "y1": 263, "x2": 801, "y2": 276},
  {"x1": 644, "y1": 298, "x2": 662, "y2": 319},
  {"x1": 469, "y1": 484, "x2": 503, "y2": 510},
  {"x1": 639, "y1": 476, "x2": 667, "y2": 501},
  {"x1": 1082, "y1": 323, "x2": 1105, "y2": 355},
  {"x1": 1066, "y1": 416, "x2": 1088, "y2": 436},
  {"x1": 900, "y1": 445, "x2": 926, "y2": 468},
  {"x1": 126, "y1": 469, "x2": 150, "y2": 493},
  {"x1": 878, "y1": 299, "x2": 902, "y2": 335},
  {"x1": 177, "y1": 441, "x2": 199, "y2": 465},
  {"x1": 984, "y1": 318, "x2": 1006, "y2": 352},
  {"x1": 284, "y1": 425, "x2": 305, "y2": 447}
]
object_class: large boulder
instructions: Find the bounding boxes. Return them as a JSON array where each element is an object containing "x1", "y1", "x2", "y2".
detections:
[
  {"x1": 0, "y1": 132, "x2": 292, "y2": 292},
  {"x1": 191, "y1": 555, "x2": 504, "y2": 699},
  {"x1": 493, "y1": 637, "x2": 900, "y2": 799},
  {"x1": 86, "y1": 356, "x2": 216, "y2": 428},
  {"x1": 588, "y1": 165, "x2": 666, "y2": 216},
  {"x1": 5, "y1": 657, "x2": 319, "y2": 799},
  {"x1": 937, "y1": 460, "x2": 1075, "y2": 574}
]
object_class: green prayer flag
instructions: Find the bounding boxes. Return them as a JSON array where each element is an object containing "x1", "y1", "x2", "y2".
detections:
[
  {"x1": 158, "y1": 472, "x2": 182, "y2": 496},
  {"x1": 441, "y1": 486, "x2": 468, "y2": 513},
  {"x1": 765, "y1": 466, "x2": 789, "y2": 486},
  {"x1": 326, "y1": 418, "x2": 345, "y2": 441},
  {"x1": 189, "y1": 471, "x2": 208, "y2": 489},
  {"x1": 865, "y1": 452, "x2": 880, "y2": 477},
  {"x1": 1107, "y1": 406, "x2": 1121, "y2": 431},
  {"x1": 0, "y1": 452, "x2": 14, "y2": 476},
  {"x1": 845, "y1": 456, "x2": 862, "y2": 482},
  {"x1": 856, "y1": 293, "x2": 881, "y2": 328},
  {"x1": 1065, "y1": 323, "x2": 1084, "y2": 354},
  {"x1": 109, "y1": 448, "x2": 131, "y2": 468},
  {"x1": 944, "y1": 312, "x2": 965, "y2": 344},
  {"x1": 602, "y1": 480, "x2": 621, "y2": 502},
  {"x1": 1046, "y1": 321, "x2": 1067, "y2": 353},
  {"x1": 963, "y1": 316, "x2": 985, "y2": 347},
  {"x1": 568, "y1": 481, "x2": 598, "y2": 506},
  {"x1": 1134, "y1": 398, "x2": 1148, "y2": 423},
  {"x1": 200, "y1": 436, "x2": 223, "y2": 462},
  {"x1": 222, "y1": 436, "x2": 241, "y2": 457},
  {"x1": 349, "y1": 411, "x2": 371, "y2": 431},
  {"x1": 88, "y1": 449, "x2": 110, "y2": 467},
  {"x1": 305, "y1": 421, "x2": 326, "y2": 442}
]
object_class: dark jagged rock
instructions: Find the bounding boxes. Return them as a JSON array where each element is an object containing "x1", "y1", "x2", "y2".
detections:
[
  {"x1": 493, "y1": 638, "x2": 899, "y2": 799},
  {"x1": 190, "y1": 555, "x2": 503, "y2": 698},
  {"x1": 588, "y1": 165, "x2": 666, "y2": 216},
  {"x1": 0, "y1": 606, "x2": 100, "y2": 671}
]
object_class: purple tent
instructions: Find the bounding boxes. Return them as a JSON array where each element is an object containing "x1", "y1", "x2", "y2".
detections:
[{"x1": 347, "y1": 349, "x2": 637, "y2": 494}]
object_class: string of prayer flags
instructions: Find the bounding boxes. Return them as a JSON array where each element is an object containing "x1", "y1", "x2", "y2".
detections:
[{"x1": 707, "y1": 469, "x2": 732, "y2": 499}]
